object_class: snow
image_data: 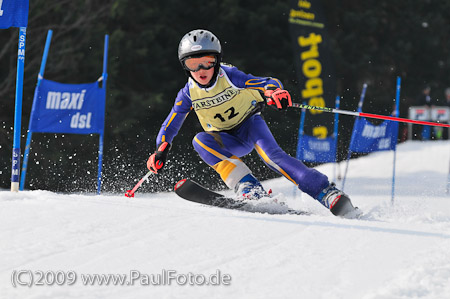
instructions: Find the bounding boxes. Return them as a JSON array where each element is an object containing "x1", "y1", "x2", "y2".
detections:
[{"x1": 1, "y1": 140, "x2": 450, "y2": 299}]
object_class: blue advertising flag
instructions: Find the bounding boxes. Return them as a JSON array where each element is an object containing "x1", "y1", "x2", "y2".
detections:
[
  {"x1": 29, "y1": 79, "x2": 105, "y2": 134},
  {"x1": 298, "y1": 135, "x2": 337, "y2": 163},
  {"x1": 0, "y1": 0, "x2": 29, "y2": 28},
  {"x1": 349, "y1": 117, "x2": 399, "y2": 153}
]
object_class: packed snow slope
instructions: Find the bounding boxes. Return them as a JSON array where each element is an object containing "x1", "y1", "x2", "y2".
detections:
[{"x1": 1, "y1": 140, "x2": 450, "y2": 299}]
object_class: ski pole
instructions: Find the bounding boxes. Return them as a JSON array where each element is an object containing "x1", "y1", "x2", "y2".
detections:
[
  {"x1": 125, "y1": 170, "x2": 154, "y2": 197},
  {"x1": 290, "y1": 103, "x2": 450, "y2": 128}
]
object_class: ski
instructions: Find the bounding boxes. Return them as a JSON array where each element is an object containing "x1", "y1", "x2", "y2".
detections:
[
  {"x1": 174, "y1": 179, "x2": 308, "y2": 215},
  {"x1": 330, "y1": 195, "x2": 362, "y2": 219}
]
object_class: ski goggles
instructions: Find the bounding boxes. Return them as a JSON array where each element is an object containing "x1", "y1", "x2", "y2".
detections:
[{"x1": 183, "y1": 55, "x2": 217, "y2": 72}]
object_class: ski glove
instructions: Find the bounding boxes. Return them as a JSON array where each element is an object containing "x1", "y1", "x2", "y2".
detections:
[
  {"x1": 147, "y1": 142, "x2": 171, "y2": 173},
  {"x1": 264, "y1": 88, "x2": 292, "y2": 110}
]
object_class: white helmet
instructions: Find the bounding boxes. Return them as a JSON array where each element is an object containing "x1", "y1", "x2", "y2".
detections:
[{"x1": 178, "y1": 29, "x2": 222, "y2": 61}]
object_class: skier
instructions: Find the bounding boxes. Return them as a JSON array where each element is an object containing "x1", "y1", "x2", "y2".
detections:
[{"x1": 147, "y1": 29, "x2": 356, "y2": 216}]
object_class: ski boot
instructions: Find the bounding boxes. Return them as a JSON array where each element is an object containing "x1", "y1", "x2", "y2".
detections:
[
  {"x1": 316, "y1": 183, "x2": 360, "y2": 218},
  {"x1": 235, "y1": 174, "x2": 271, "y2": 200}
]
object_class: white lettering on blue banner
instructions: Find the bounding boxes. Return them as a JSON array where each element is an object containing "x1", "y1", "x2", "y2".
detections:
[
  {"x1": 303, "y1": 151, "x2": 315, "y2": 161},
  {"x1": 307, "y1": 140, "x2": 330, "y2": 151},
  {"x1": 46, "y1": 90, "x2": 86, "y2": 110},
  {"x1": 377, "y1": 138, "x2": 391, "y2": 150},
  {"x1": 361, "y1": 123, "x2": 387, "y2": 138},
  {"x1": 70, "y1": 112, "x2": 92, "y2": 129}
]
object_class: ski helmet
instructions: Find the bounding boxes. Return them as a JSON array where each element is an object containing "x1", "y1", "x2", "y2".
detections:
[{"x1": 178, "y1": 29, "x2": 222, "y2": 61}]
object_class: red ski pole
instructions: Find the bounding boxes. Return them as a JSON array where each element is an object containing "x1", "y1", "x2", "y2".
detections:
[
  {"x1": 125, "y1": 170, "x2": 154, "y2": 197},
  {"x1": 291, "y1": 103, "x2": 450, "y2": 128}
]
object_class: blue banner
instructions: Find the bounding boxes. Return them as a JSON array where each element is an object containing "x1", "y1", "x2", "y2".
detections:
[
  {"x1": 0, "y1": 0, "x2": 29, "y2": 28},
  {"x1": 29, "y1": 79, "x2": 105, "y2": 134},
  {"x1": 349, "y1": 117, "x2": 399, "y2": 153},
  {"x1": 298, "y1": 135, "x2": 337, "y2": 163}
]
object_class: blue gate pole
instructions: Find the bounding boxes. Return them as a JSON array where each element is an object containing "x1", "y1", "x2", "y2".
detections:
[
  {"x1": 97, "y1": 34, "x2": 109, "y2": 195},
  {"x1": 333, "y1": 96, "x2": 340, "y2": 182},
  {"x1": 391, "y1": 76, "x2": 401, "y2": 204},
  {"x1": 342, "y1": 83, "x2": 368, "y2": 190},
  {"x1": 20, "y1": 30, "x2": 53, "y2": 191},
  {"x1": 296, "y1": 101, "x2": 307, "y2": 160},
  {"x1": 97, "y1": 134, "x2": 104, "y2": 195},
  {"x1": 293, "y1": 102, "x2": 307, "y2": 199},
  {"x1": 11, "y1": 27, "x2": 27, "y2": 192}
]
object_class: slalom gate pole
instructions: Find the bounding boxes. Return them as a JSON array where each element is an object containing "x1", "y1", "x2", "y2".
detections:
[
  {"x1": 342, "y1": 83, "x2": 367, "y2": 191},
  {"x1": 332, "y1": 96, "x2": 340, "y2": 182},
  {"x1": 20, "y1": 29, "x2": 53, "y2": 191},
  {"x1": 125, "y1": 170, "x2": 154, "y2": 197},
  {"x1": 11, "y1": 27, "x2": 27, "y2": 192},
  {"x1": 97, "y1": 34, "x2": 109, "y2": 195},
  {"x1": 293, "y1": 102, "x2": 307, "y2": 200},
  {"x1": 290, "y1": 103, "x2": 450, "y2": 128},
  {"x1": 295, "y1": 102, "x2": 307, "y2": 160},
  {"x1": 391, "y1": 76, "x2": 401, "y2": 204}
]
